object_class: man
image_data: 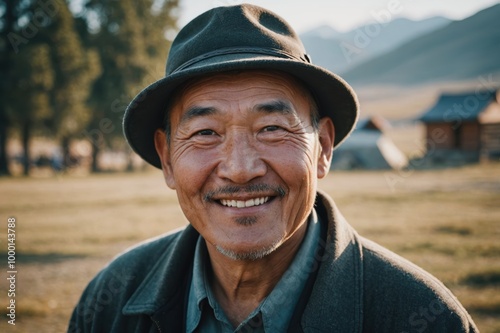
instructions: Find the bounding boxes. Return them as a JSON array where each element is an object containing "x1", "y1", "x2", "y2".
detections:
[{"x1": 69, "y1": 4, "x2": 477, "y2": 333}]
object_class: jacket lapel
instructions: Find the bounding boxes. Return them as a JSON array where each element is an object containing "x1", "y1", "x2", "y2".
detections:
[
  {"x1": 122, "y1": 225, "x2": 200, "y2": 332},
  {"x1": 300, "y1": 191, "x2": 364, "y2": 333}
]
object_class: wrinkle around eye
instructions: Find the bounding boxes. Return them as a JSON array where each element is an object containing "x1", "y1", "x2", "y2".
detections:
[
  {"x1": 174, "y1": 128, "x2": 221, "y2": 149},
  {"x1": 257, "y1": 127, "x2": 288, "y2": 142},
  {"x1": 261, "y1": 125, "x2": 283, "y2": 132},
  {"x1": 193, "y1": 129, "x2": 217, "y2": 136},
  {"x1": 257, "y1": 124, "x2": 310, "y2": 145},
  {"x1": 189, "y1": 133, "x2": 221, "y2": 146}
]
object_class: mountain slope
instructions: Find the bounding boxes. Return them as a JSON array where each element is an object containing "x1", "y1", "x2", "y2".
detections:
[
  {"x1": 301, "y1": 16, "x2": 450, "y2": 73},
  {"x1": 342, "y1": 4, "x2": 500, "y2": 86},
  {"x1": 301, "y1": 24, "x2": 339, "y2": 39}
]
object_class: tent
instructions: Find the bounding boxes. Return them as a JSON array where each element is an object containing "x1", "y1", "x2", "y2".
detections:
[{"x1": 330, "y1": 117, "x2": 408, "y2": 170}]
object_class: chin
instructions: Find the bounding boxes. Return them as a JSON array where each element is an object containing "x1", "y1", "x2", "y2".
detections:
[{"x1": 215, "y1": 240, "x2": 281, "y2": 261}]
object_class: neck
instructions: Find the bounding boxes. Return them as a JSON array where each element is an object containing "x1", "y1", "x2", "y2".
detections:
[{"x1": 205, "y1": 221, "x2": 308, "y2": 327}]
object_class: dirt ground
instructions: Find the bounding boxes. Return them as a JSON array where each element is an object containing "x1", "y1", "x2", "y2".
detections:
[{"x1": 0, "y1": 163, "x2": 499, "y2": 332}]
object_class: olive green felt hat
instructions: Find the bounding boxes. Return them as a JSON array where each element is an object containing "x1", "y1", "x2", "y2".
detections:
[{"x1": 123, "y1": 4, "x2": 359, "y2": 168}]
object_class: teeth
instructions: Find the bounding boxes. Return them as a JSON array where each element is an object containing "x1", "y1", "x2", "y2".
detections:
[{"x1": 220, "y1": 197, "x2": 270, "y2": 208}]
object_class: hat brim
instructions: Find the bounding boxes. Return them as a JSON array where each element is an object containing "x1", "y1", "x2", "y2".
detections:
[{"x1": 123, "y1": 53, "x2": 359, "y2": 168}]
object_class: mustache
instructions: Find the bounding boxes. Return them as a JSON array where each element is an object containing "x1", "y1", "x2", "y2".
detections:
[{"x1": 204, "y1": 184, "x2": 286, "y2": 201}]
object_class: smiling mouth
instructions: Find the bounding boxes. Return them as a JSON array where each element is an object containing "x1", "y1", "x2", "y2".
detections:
[{"x1": 219, "y1": 196, "x2": 271, "y2": 208}]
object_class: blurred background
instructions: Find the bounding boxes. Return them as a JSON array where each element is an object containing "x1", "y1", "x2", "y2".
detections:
[
  {"x1": 1, "y1": 0, "x2": 500, "y2": 175},
  {"x1": 0, "y1": 0, "x2": 499, "y2": 332}
]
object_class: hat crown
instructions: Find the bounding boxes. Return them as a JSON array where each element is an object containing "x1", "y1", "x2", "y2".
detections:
[{"x1": 166, "y1": 4, "x2": 309, "y2": 75}]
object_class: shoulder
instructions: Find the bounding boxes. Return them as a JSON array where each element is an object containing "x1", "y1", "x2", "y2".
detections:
[
  {"x1": 68, "y1": 227, "x2": 189, "y2": 332},
  {"x1": 90, "y1": 226, "x2": 186, "y2": 289},
  {"x1": 359, "y1": 236, "x2": 478, "y2": 332},
  {"x1": 106, "y1": 226, "x2": 186, "y2": 274}
]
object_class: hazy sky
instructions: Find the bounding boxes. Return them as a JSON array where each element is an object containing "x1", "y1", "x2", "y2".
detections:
[{"x1": 178, "y1": 0, "x2": 500, "y2": 33}]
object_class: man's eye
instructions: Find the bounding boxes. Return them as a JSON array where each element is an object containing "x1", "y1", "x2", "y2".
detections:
[
  {"x1": 262, "y1": 125, "x2": 282, "y2": 132},
  {"x1": 195, "y1": 129, "x2": 216, "y2": 136}
]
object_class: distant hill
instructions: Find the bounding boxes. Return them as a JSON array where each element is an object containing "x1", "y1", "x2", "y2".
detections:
[
  {"x1": 342, "y1": 4, "x2": 500, "y2": 86},
  {"x1": 301, "y1": 24, "x2": 339, "y2": 39},
  {"x1": 301, "y1": 16, "x2": 450, "y2": 73}
]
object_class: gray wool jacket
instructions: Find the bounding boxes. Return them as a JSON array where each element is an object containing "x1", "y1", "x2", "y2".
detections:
[{"x1": 68, "y1": 191, "x2": 478, "y2": 333}]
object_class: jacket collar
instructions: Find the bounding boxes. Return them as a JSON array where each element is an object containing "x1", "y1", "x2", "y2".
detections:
[
  {"x1": 300, "y1": 190, "x2": 364, "y2": 332},
  {"x1": 122, "y1": 190, "x2": 364, "y2": 332},
  {"x1": 122, "y1": 225, "x2": 199, "y2": 316}
]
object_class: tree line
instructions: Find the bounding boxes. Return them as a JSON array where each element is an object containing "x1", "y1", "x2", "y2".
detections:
[{"x1": 0, "y1": 0, "x2": 179, "y2": 175}]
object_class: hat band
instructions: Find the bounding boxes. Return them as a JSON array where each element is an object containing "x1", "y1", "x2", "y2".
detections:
[{"x1": 170, "y1": 47, "x2": 311, "y2": 74}]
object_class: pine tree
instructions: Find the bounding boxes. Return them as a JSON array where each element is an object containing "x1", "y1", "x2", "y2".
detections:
[
  {"x1": 1, "y1": 0, "x2": 101, "y2": 175},
  {"x1": 10, "y1": 44, "x2": 54, "y2": 175},
  {"x1": 44, "y1": 0, "x2": 101, "y2": 169},
  {"x1": 1, "y1": 0, "x2": 53, "y2": 175},
  {"x1": 0, "y1": 0, "x2": 19, "y2": 175},
  {"x1": 79, "y1": 0, "x2": 179, "y2": 172}
]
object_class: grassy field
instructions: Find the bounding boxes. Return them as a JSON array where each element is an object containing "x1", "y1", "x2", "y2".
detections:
[{"x1": 1, "y1": 163, "x2": 499, "y2": 332}]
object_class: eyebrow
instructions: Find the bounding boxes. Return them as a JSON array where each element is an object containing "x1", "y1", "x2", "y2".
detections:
[
  {"x1": 179, "y1": 106, "x2": 218, "y2": 124},
  {"x1": 253, "y1": 100, "x2": 296, "y2": 116}
]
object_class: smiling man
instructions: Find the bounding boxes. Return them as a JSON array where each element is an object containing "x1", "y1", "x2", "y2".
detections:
[{"x1": 69, "y1": 4, "x2": 477, "y2": 333}]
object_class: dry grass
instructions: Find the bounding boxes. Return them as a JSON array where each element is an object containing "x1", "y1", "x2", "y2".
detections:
[{"x1": 0, "y1": 163, "x2": 499, "y2": 332}]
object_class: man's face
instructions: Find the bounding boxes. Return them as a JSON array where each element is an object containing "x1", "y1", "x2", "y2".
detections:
[{"x1": 155, "y1": 70, "x2": 334, "y2": 260}]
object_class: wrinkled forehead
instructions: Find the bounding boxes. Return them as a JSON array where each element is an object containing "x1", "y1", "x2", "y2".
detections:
[{"x1": 167, "y1": 69, "x2": 316, "y2": 119}]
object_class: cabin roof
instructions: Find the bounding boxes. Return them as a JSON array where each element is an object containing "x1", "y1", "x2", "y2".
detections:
[
  {"x1": 355, "y1": 115, "x2": 389, "y2": 131},
  {"x1": 420, "y1": 90, "x2": 497, "y2": 123}
]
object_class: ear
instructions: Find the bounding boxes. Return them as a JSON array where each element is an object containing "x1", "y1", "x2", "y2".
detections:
[
  {"x1": 316, "y1": 117, "x2": 335, "y2": 179},
  {"x1": 154, "y1": 129, "x2": 176, "y2": 189}
]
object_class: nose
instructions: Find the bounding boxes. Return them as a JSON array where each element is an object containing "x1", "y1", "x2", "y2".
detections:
[{"x1": 216, "y1": 133, "x2": 267, "y2": 184}]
